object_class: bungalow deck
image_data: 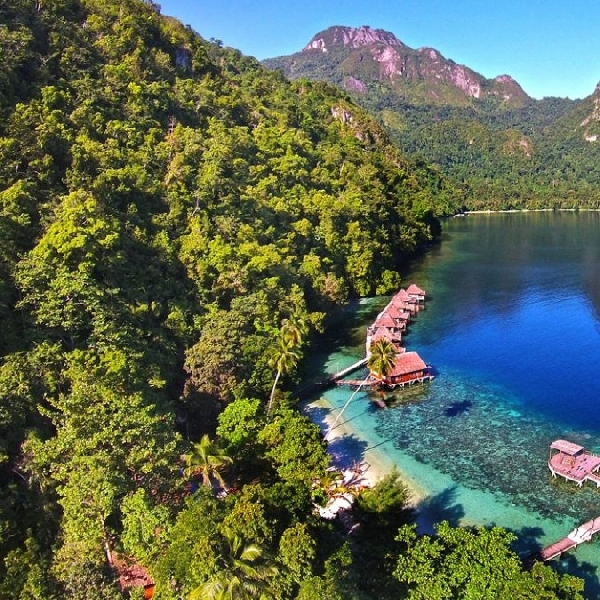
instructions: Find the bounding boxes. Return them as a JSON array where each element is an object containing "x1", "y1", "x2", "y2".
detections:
[
  {"x1": 539, "y1": 441, "x2": 600, "y2": 560},
  {"x1": 547, "y1": 439, "x2": 600, "y2": 487}
]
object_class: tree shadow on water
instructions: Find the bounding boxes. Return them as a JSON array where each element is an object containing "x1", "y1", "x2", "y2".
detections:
[
  {"x1": 301, "y1": 403, "x2": 332, "y2": 433},
  {"x1": 326, "y1": 433, "x2": 369, "y2": 471},
  {"x1": 550, "y1": 553, "x2": 600, "y2": 598},
  {"x1": 413, "y1": 486, "x2": 465, "y2": 534},
  {"x1": 445, "y1": 399, "x2": 472, "y2": 417},
  {"x1": 504, "y1": 525, "x2": 546, "y2": 558}
]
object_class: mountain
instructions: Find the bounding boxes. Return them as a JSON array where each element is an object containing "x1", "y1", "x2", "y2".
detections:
[
  {"x1": 263, "y1": 25, "x2": 600, "y2": 208},
  {"x1": 263, "y1": 25, "x2": 529, "y2": 107}
]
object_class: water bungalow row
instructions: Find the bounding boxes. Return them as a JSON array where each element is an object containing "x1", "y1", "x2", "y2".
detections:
[{"x1": 364, "y1": 284, "x2": 433, "y2": 388}]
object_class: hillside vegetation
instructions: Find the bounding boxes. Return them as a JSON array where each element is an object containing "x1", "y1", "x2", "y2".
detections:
[
  {"x1": 264, "y1": 26, "x2": 600, "y2": 210},
  {"x1": 0, "y1": 2, "x2": 586, "y2": 598}
]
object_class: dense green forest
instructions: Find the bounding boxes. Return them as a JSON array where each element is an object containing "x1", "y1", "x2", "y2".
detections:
[{"x1": 0, "y1": 0, "x2": 587, "y2": 598}]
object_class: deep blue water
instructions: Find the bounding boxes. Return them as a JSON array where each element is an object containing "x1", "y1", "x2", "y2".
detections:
[{"x1": 304, "y1": 212, "x2": 600, "y2": 595}]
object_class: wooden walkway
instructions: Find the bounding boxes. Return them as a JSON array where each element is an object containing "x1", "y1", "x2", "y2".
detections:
[
  {"x1": 336, "y1": 378, "x2": 377, "y2": 387},
  {"x1": 327, "y1": 358, "x2": 368, "y2": 383},
  {"x1": 540, "y1": 515, "x2": 600, "y2": 560},
  {"x1": 296, "y1": 358, "x2": 368, "y2": 399}
]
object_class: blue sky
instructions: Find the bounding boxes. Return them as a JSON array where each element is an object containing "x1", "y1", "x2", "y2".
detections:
[{"x1": 157, "y1": 1, "x2": 599, "y2": 100}]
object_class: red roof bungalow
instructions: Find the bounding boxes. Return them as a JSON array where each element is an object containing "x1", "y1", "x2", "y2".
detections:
[
  {"x1": 370, "y1": 351, "x2": 432, "y2": 387},
  {"x1": 393, "y1": 289, "x2": 418, "y2": 312},
  {"x1": 406, "y1": 283, "x2": 426, "y2": 303},
  {"x1": 369, "y1": 328, "x2": 405, "y2": 349},
  {"x1": 369, "y1": 312, "x2": 402, "y2": 335},
  {"x1": 384, "y1": 304, "x2": 409, "y2": 328}
]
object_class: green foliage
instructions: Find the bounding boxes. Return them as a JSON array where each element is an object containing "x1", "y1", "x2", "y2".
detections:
[
  {"x1": 367, "y1": 338, "x2": 399, "y2": 379},
  {"x1": 394, "y1": 521, "x2": 585, "y2": 599},
  {"x1": 0, "y1": 1, "x2": 582, "y2": 598},
  {"x1": 265, "y1": 39, "x2": 600, "y2": 209},
  {"x1": 258, "y1": 408, "x2": 329, "y2": 485}
]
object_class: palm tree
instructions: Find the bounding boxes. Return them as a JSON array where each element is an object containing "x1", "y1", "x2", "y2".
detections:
[
  {"x1": 183, "y1": 434, "x2": 233, "y2": 490},
  {"x1": 189, "y1": 530, "x2": 279, "y2": 600},
  {"x1": 325, "y1": 339, "x2": 398, "y2": 440},
  {"x1": 367, "y1": 338, "x2": 399, "y2": 381},
  {"x1": 280, "y1": 315, "x2": 308, "y2": 347},
  {"x1": 267, "y1": 339, "x2": 300, "y2": 416}
]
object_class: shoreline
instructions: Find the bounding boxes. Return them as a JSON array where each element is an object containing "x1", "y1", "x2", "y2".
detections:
[
  {"x1": 461, "y1": 208, "x2": 600, "y2": 214},
  {"x1": 307, "y1": 395, "x2": 430, "y2": 507}
]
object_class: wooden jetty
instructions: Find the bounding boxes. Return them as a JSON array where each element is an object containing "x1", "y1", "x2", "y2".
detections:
[
  {"x1": 327, "y1": 358, "x2": 368, "y2": 384},
  {"x1": 336, "y1": 378, "x2": 377, "y2": 387},
  {"x1": 296, "y1": 358, "x2": 367, "y2": 399},
  {"x1": 541, "y1": 515, "x2": 600, "y2": 561}
]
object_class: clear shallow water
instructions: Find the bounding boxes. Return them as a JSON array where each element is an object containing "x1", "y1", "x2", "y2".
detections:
[{"x1": 303, "y1": 212, "x2": 600, "y2": 595}]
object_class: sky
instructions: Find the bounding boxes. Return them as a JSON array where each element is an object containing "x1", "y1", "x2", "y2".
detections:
[{"x1": 156, "y1": 1, "x2": 600, "y2": 100}]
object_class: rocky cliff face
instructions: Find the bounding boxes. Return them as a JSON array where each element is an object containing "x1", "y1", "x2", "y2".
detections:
[
  {"x1": 265, "y1": 25, "x2": 529, "y2": 106},
  {"x1": 579, "y1": 82, "x2": 600, "y2": 141},
  {"x1": 304, "y1": 25, "x2": 405, "y2": 51}
]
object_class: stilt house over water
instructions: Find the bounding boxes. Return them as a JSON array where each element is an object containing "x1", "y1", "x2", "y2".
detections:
[
  {"x1": 365, "y1": 285, "x2": 432, "y2": 387},
  {"x1": 548, "y1": 439, "x2": 600, "y2": 487}
]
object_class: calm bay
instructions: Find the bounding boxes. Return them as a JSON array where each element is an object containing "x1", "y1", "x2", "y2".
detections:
[{"x1": 305, "y1": 212, "x2": 600, "y2": 594}]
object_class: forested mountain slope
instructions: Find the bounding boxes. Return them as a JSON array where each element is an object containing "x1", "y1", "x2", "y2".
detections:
[
  {"x1": 264, "y1": 25, "x2": 600, "y2": 209},
  {"x1": 0, "y1": 2, "x2": 585, "y2": 598}
]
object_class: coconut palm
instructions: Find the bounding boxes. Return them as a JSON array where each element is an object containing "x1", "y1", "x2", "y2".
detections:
[
  {"x1": 189, "y1": 530, "x2": 279, "y2": 600},
  {"x1": 183, "y1": 434, "x2": 233, "y2": 489},
  {"x1": 266, "y1": 315, "x2": 310, "y2": 416},
  {"x1": 325, "y1": 339, "x2": 398, "y2": 440},
  {"x1": 367, "y1": 338, "x2": 399, "y2": 381},
  {"x1": 267, "y1": 334, "x2": 303, "y2": 417}
]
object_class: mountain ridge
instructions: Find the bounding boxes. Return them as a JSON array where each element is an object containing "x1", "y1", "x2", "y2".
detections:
[
  {"x1": 263, "y1": 24, "x2": 600, "y2": 208},
  {"x1": 265, "y1": 25, "x2": 529, "y2": 107}
]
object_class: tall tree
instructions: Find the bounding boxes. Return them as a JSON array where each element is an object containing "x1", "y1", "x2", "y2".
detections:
[
  {"x1": 367, "y1": 338, "x2": 399, "y2": 380},
  {"x1": 326, "y1": 339, "x2": 399, "y2": 439},
  {"x1": 267, "y1": 337, "x2": 301, "y2": 417},
  {"x1": 189, "y1": 529, "x2": 279, "y2": 600}
]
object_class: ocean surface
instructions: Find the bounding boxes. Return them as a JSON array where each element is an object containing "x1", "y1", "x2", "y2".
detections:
[{"x1": 303, "y1": 212, "x2": 600, "y2": 595}]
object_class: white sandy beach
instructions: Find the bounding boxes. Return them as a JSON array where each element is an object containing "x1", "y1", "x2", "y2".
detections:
[{"x1": 309, "y1": 395, "x2": 430, "y2": 507}]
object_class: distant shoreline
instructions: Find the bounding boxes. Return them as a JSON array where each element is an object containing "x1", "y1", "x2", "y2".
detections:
[{"x1": 460, "y1": 208, "x2": 600, "y2": 215}]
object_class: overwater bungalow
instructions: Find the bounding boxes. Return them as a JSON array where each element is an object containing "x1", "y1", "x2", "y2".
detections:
[
  {"x1": 406, "y1": 283, "x2": 426, "y2": 303},
  {"x1": 548, "y1": 439, "x2": 600, "y2": 487},
  {"x1": 366, "y1": 328, "x2": 404, "y2": 356},
  {"x1": 371, "y1": 312, "x2": 402, "y2": 333},
  {"x1": 393, "y1": 288, "x2": 418, "y2": 312},
  {"x1": 385, "y1": 304, "x2": 410, "y2": 330},
  {"x1": 370, "y1": 351, "x2": 432, "y2": 388}
]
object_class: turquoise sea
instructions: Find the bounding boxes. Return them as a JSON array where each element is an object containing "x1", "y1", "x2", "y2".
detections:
[{"x1": 303, "y1": 212, "x2": 600, "y2": 595}]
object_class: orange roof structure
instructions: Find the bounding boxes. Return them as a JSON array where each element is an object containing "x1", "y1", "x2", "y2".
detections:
[
  {"x1": 406, "y1": 283, "x2": 426, "y2": 297},
  {"x1": 386, "y1": 351, "x2": 427, "y2": 377},
  {"x1": 370, "y1": 329, "x2": 404, "y2": 348},
  {"x1": 394, "y1": 289, "x2": 412, "y2": 303},
  {"x1": 550, "y1": 440, "x2": 585, "y2": 456},
  {"x1": 372, "y1": 313, "x2": 397, "y2": 329}
]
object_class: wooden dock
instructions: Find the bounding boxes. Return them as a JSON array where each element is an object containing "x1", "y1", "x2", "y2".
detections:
[
  {"x1": 335, "y1": 377, "x2": 377, "y2": 387},
  {"x1": 327, "y1": 358, "x2": 368, "y2": 383},
  {"x1": 296, "y1": 358, "x2": 368, "y2": 399},
  {"x1": 540, "y1": 515, "x2": 600, "y2": 560}
]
